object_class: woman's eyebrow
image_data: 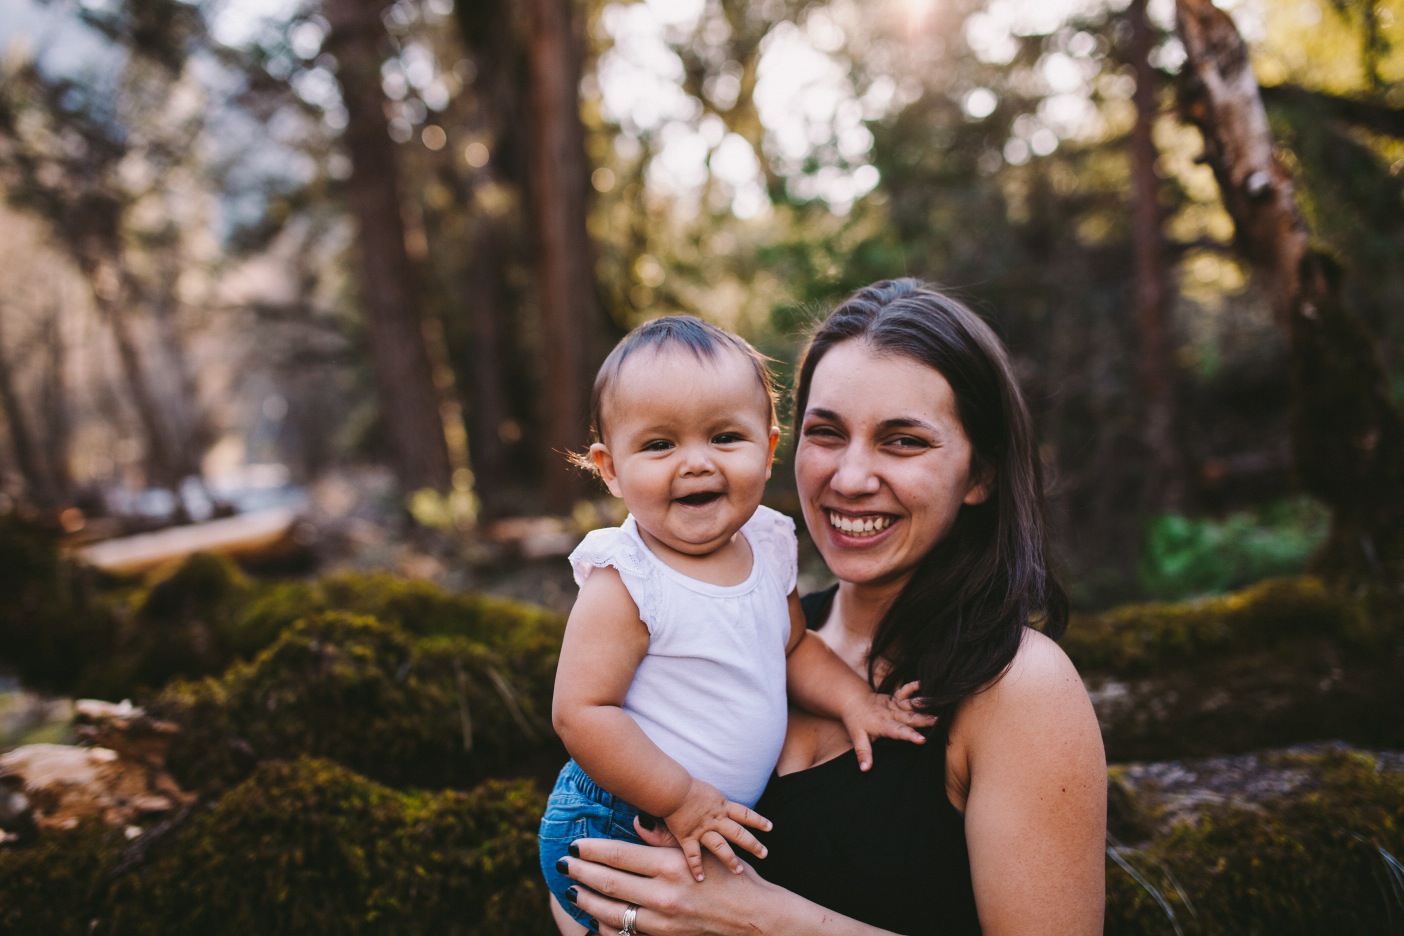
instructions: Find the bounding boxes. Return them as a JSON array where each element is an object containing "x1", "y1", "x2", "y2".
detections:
[
  {"x1": 806, "y1": 408, "x2": 940, "y2": 435},
  {"x1": 878, "y1": 417, "x2": 939, "y2": 434}
]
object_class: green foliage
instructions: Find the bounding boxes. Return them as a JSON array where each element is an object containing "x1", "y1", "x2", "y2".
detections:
[
  {"x1": 1105, "y1": 749, "x2": 1404, "y2": 934},
  {"x1": 1138, "y1": 499, "x2": 1330, "y2": 602},
  {"x1": 0, "y1": 759, "x2": 555, "y2": 936},
  {"x1": 157, "y1": 612, "x2": 558, "y2": 794}
]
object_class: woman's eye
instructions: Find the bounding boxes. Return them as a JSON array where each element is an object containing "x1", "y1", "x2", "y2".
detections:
[
  {"x1": 803, "y1": 424, "x2": 841, "y2": 440},
  {"x1": 888, "y1": 436, "x2": 929, "y2": 450}
]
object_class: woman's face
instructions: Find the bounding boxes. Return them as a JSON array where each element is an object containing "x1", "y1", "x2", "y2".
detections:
[{"x1": 795, "y1": 339, "x2": 991, "y2": 593}]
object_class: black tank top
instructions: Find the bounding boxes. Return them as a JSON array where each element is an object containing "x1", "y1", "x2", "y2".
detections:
[{"x1": 745, "y1": 589, "x2": 982, "y2": 935}]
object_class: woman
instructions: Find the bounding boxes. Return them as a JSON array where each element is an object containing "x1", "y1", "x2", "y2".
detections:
[{"x1": 559, "y1": 280, "x2": 1107, "y2": 935}]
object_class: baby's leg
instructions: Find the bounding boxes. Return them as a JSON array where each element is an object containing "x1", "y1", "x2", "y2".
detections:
[
  {"x1": 538, "y1": 760, "x2": 644, "y2": 932},
  {"x1": 548, "y1": 894, "x2": 589, "y2": 936}
]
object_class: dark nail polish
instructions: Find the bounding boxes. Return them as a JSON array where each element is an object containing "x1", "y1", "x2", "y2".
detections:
[
  {"x1": 638, "y1": 813, "x2": 657, "y2": 830},
  {"x1": 566, "y1": 886, "x2": 579, "y2": 904},
  {"x1": 568, "y1": 841, "x2": 580, "y2": 858},
  {"x1": 556, "y1": 857, "x2": 569, "y2": 875}
]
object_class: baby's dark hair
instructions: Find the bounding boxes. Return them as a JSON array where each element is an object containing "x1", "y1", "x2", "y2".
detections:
[{"x1": 573, "y1": 315, "x2": 777, "y2": 474}]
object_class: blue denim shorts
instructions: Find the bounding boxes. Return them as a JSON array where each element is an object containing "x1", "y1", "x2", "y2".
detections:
[{"x1": 538, "y1": 759, "x2": 645, "y2": 931}]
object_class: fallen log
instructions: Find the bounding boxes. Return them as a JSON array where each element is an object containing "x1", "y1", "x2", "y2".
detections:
[{"x1": 75, "y1": 508, "x2": 301, "y2": 576}]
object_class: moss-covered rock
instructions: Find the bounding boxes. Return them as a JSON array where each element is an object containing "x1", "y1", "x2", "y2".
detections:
[
  {"x1": 156, "y1": 613, "x2": 560, "y2": 794},
  {"x1": 1063, "y1": 576, "x2": 1384, "y2": 674},
  {"x1": 233, "y1": 571, "x2": 563, "y2": 688},
  {"x1": 1067, "y1": 577, "x2": 1404, "y2": 760},
  {"x1": 0, "y1": 512, "x2": 118, "y2": 696},
  {"x1": 1105, "y1": 747, "x2": 1404, "y2": 934},
  {"x1": 0, "y1": 821, "x2": 115, "y2": 934},
  {"x1": 0, "y1": 758, "x2": 556, "y2": 935},
  {"x1": 79, "y1": 552, "x2": 258, "y2": 701}
]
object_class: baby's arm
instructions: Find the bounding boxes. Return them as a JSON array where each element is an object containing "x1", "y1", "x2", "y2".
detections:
[
  {"x1": 551, "y1": 566, "x2": 770, "y2": 881},
  {"x1": 783, "y1": 590, "x2": 935, "y2": 771}
]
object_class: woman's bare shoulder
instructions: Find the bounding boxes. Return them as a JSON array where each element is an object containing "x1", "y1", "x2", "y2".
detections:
[{"x1": 952, "y1": 628, "x2": 1098, "y2": 765}]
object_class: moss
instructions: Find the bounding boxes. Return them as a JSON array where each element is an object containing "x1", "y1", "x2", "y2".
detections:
[
  {"x1": 0, "y1": 759, "x2": 557, "y2": 935},
  {"x1": 0, "y1": 512, "x2": 117, "y2": 695},
  {"x1": 1105, "y1": 749, "x2": 1404, "y2": 934},
  {"x1": 1071, "y1": 577, "x2": 1404, "y2": 760},
  {"x1": 156, "y1": 613, "x2": 559, "y2": 794},
  {"x1": 235, "y1": 571, "x2": 563, "y2": 680},
  {"x1": 83, "y1": 552, "x2": 258, "y2": 700},
  {"x1": 1061, "y1": 576, "x2": 1383, "y2": 675},
  {"x1": 0, "y1": 822, "x2": 116, "y2": 934},
  {"x1": 99, "y1": 758, "x2": 554, "y2": 935}
]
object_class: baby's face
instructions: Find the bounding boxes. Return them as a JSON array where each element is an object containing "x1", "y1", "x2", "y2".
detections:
[{"x1": 591, "y1": 346, "x2": 779, "y2": 563}]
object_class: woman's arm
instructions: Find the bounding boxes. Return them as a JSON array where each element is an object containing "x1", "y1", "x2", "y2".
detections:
[
  {"x1": 957, "y1": 630, "x2": 1107, "y2": 935},
  {"x1": 562, "y1": 836, "x2": 903, "y2": 936},
  {"x1": 553, "y1": 567, "x2": 768, "y2": 878}
]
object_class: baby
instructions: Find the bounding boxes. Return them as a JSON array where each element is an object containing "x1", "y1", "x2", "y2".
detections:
[{"x1": 538, "y1": 315, "x2": 930, "y2": 933}]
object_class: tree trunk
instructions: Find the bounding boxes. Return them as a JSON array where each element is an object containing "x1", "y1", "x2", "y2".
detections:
[
  {"x1": 448, "y1": 0, "x2": 528, "y2": 515},
  {"x1": 1175, "y1": 0, "x2": 1404, "y2": 588},
  {"x1": 325, "y1": 0, "x2": 453, "y2": 495},
  {"x1": 0, "y1": 308, "x2": 57, "y2": 510},
  {"x1": 1129, "y1": 0, "x2": 1180, "y2": 511},
  {"x1": 39, "y1": 303, "x2": 73, "y2": 499},
  {"x1": 524, "y1": 0, "x2": 595, "y2": 513},
  {"x1": 83, "y1": 258, "x2": 185, "y2": 492}
]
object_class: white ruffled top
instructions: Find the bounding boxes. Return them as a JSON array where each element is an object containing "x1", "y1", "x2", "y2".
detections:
[{"x1": 568, "y1": 504, "x2": 797, "y2": 808}]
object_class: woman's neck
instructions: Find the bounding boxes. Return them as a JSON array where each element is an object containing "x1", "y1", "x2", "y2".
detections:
[{"x1": 824, "y1": 579, "x2": 906, "y2": 675}]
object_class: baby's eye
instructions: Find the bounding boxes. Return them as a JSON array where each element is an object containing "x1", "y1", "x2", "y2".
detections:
[
  {"x1": 642, "y1": 440, "x2": 674, "y2": 452},
  {"x1": 712, "y1": 432, "x2": 742, "y2": 445}
]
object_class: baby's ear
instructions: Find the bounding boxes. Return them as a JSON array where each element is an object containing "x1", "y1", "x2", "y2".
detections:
[
  {"x1": 590, "y1": 443, "x2": 623, "y2": 497},
  {"x1": 765, "y1": 426, "x2": 780, "y2": 478}
]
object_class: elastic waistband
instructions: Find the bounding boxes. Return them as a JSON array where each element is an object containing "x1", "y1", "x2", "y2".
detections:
[{"x1": 563, "y1": 759, "x2": 632, "y2": 811}]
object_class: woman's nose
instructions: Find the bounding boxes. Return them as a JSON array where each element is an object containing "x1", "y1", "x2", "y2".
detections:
[{"x1": 829, "y1": 446, "x2": 879, "y2": 496}]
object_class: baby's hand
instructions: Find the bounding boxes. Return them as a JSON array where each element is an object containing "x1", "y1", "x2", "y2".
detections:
[
  {"x1": 663, "y1": 777, "x2": 771, "y2": 881},
  {"x1": 842, "y1": 680, "x2": 937, "y2": 772}
]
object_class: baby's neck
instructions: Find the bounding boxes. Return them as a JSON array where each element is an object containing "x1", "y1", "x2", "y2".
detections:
[{"x1": 634, "y1": 524, "x2": 754, "y2": 587}]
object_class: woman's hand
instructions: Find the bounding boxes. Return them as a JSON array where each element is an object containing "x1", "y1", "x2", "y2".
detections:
[{"x1": 559, "y1": 836, "x2": 776, "y2": 936}]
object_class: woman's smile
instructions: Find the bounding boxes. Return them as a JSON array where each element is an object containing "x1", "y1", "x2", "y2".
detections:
[{"x1": 824, "y1": 509, "x2": 895, "y2": 538}]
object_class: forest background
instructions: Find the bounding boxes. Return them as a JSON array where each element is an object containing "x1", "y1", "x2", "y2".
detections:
[
  {"x1": 2, "y1": 0, "x2": 1404, "y2": 931},
  {"x1": 1, "y1": 0, "x2": 1401, "y2": 609}
]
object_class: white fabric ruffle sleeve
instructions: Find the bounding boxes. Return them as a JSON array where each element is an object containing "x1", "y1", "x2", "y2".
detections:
[
  {"x1": 567, "y1": 522, "x2": 660, "y2": 629},
  {"x1": 745, "y1": 505, "x2": 798, "y2": 594}
]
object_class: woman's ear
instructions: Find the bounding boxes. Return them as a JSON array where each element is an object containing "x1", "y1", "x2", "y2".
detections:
[
  {"x1": 765, "y1": 426, "x2": 780, "y2": 479},
  {"x1": 963, "y1": 458, "x2": 995, "y2": 506},
  {"x1": 590, "y1": 443, "x2": 624, "y2": 498}
]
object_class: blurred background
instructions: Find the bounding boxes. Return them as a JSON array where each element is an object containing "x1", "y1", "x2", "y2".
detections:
[{"x1": 0, "y1": 0, "x2": 1401, "y2": 609}]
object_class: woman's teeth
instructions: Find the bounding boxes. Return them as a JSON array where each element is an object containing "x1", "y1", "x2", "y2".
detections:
[{"x1": 827, "y1": 512, "x2": 893, "y2": 536}]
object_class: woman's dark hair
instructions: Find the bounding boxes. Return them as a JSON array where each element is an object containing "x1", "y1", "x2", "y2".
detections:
[
  {"x1": 794, "y1": 279, "x2": 1068, "y2": 724},
  {"x1": 573, "y1": 314, "x2": 777, "y2": 474}
]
